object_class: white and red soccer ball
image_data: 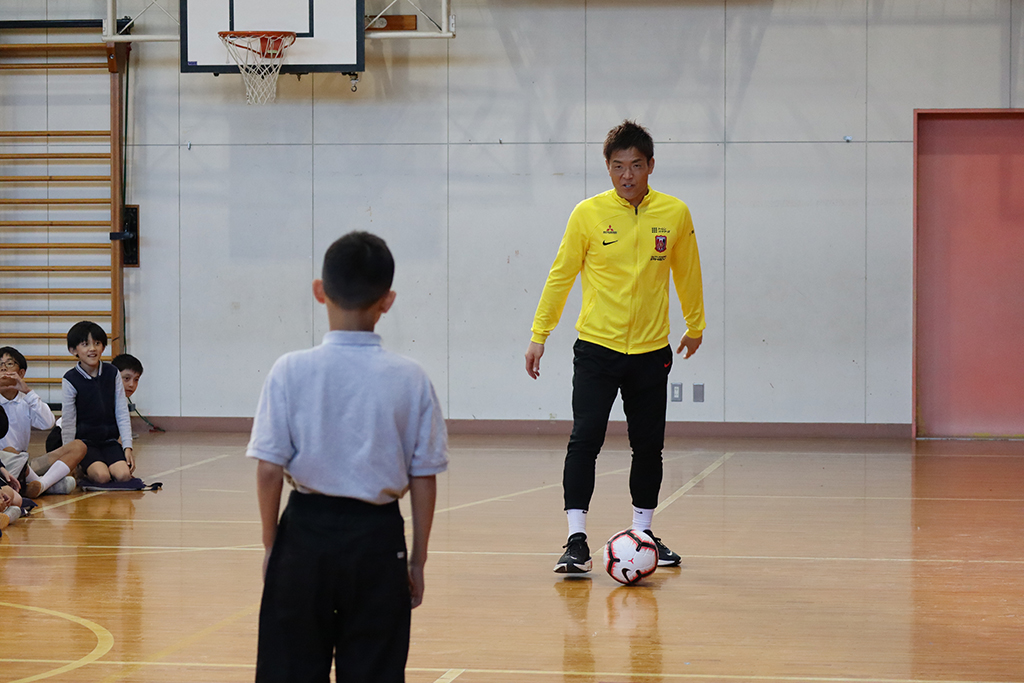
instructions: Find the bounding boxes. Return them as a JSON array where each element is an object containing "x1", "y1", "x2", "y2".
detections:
[{"x1": 603, "y1": 528, "x2": 658, "y2": 585}]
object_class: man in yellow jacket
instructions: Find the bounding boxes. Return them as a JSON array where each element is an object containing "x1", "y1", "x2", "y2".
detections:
[{"x1": 525, "y1": 120, "x2": 705, "y2": 574}]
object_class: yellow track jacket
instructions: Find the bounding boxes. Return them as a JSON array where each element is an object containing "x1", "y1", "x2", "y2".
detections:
[{"x1": 531, "y1": 188, "x2": 705, "y2": 355}]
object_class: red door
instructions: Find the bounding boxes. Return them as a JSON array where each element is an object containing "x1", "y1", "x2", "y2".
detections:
[{"x1": 915, "y1": 111, "x2": 1024, "y2": 438}]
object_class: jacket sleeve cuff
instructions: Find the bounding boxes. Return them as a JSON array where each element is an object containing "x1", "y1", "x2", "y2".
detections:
[
  {"x1": 530, "y1": 331, "x2": 549, "y2": 345},
  {"x1": 685, "y1": 329, "x2": 703, "y2": 339}
]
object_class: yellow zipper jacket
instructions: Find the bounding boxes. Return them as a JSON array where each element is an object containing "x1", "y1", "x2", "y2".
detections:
[{"x1": 531, "y1": 187, "x2": 705, "y2": 355}]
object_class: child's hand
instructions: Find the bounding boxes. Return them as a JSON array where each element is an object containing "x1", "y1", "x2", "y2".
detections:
[
  {"x1": 408, "y1": 563, "x2": 425, "y2": 608},
  {"x1": 1, "y1": 468, "x2": 20, "y2": 494},
  {"x1": 124, "y1": 447, "x2": 135, "y2": 474},
  {"x1": 8, "y1": 374, "x2": 30, "y2": 395}
]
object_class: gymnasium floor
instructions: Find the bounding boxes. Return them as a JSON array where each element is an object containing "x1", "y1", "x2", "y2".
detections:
[{"x1": 1, "y1": 431, "x2": 1022, "y2": 683}]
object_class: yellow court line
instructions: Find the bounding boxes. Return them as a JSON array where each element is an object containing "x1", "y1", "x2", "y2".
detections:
[
  {"x1": 97, "y1": 601, "x2": 260, "y2": 683},
  {"x1": 655, "y1": 452, "x2": 734, "y2": 515},
  {"x1": 0, "y1": 659, "x2": 1015, "y2": 683},
  {"x1": 0, "y1": 601, "x2": 114, "y2": 683}
]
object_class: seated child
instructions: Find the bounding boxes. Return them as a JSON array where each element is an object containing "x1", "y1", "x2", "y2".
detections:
[
  {"x1": 43, "y1": 352, "x2": 143, "y2": 455},
  {"x1": 26, "y1": 322, "x2": 134, "y2": 497},
  {"x1": 0, "y1": 409, "x2": 22, "y2": 531},
  {"x1": 0, "y1": 346, "x2": 78, "y2": 496}
]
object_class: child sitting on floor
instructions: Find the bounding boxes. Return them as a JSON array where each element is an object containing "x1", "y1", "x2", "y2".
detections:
[
  {"x1": 0, "y1": 346, "x2": 79, "y2": 496},
  {"x1": 26, "y1": 322, "x2": 134, "y2": 497}
]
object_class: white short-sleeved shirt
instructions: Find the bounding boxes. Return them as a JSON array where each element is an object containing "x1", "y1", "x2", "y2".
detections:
[{"x1": 246, "y1": 330, "x2": 448, "y2": 505}]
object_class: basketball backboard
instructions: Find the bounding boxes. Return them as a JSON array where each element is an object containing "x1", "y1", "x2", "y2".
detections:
[{"x1": 180, "y1": 0, "x2": 364, "y2": 74}]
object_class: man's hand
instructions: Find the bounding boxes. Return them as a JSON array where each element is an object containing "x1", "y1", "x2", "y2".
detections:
[
  {"x1": 525, "y1": 342, "x2": 545, "y2": 379},
  {"x1": 124, "y1": 447, "x2": 135, "y2": 474},
  {"x1": 676, "y1": 334, "x2": 702, "y2": 359}
]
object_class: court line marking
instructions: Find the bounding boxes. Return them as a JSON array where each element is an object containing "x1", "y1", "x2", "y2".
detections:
[
  {"x1": 0, "y1": 601, "x2": 114, "y2": 683},
  {"x1": 433, "y1": 669, "x2": 466, "y2": 683},
  {"x1": 4, "y1": 544, "x2": 261, "y2": 561},
  {"x1": 97, "y1": 601, "x2": 260, "y2": 683},
  {"x1": 22, "y1": 517, "x2": 260, "y2": 525},
  {"x1": 30, "y1": 452, "x2": 239, "y2": 512},
  {"x1": 433, "y1": 453, "x2": 698, "y2": 515},
  {"x1": 0, "y1": 658, "x2": 254, "y2": 668},
  {"x1": 3, "y1": 658, "x2": 1013, "y2": 683},
  {"x1": 655, "y1": 452, "x2": 734, "y2": 515},
  {"x1": 407, "y1": 668, "x2": 1020, "y2": 683},
  {"x1": 684, "y1": 494, "x2": 1024, "y2": 502},
  {"x1": 3, "y1": 658, "x2": 1012, "y2": 683}
]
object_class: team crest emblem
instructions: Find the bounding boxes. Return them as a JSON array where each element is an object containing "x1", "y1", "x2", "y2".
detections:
[{"x1": 655, "y1": 235, "x2": 667, "y2": 253}]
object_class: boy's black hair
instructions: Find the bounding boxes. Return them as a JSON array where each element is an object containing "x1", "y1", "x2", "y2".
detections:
[
  {"x1": 321, "y1": 231, "x2": 395, "y2": 310},
  {"x1": 603, "y1": 120, "x2": 654, "y2": 162},
  {"x1": 67, "y1": 321, "x2": 108, "y2": 350},
  {"x1": 111, "y1": 353, "x2": 144, "y2": 375},
  {"x1": 0, "y1": 346, "x2": 27, "y2": 371}
]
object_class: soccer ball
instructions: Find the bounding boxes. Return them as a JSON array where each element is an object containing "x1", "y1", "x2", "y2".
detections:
[{"x1": 603, "y1": 529, "x2": 658, "y2": 585}]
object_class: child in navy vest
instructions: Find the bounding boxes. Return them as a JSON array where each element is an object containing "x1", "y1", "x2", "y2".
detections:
[{"x1": 58, "y1": 321, "x2": 134, "y2": 485}]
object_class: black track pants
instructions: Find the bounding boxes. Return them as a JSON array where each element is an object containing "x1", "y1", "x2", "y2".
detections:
[{"x1": 562, "y1": 339, "x2": 672, "y2": 511}]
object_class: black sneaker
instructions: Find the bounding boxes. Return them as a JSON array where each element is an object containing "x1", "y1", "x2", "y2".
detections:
[
  {"x1": 554, "y1": 532, "x2": 592, "y2": 573},
  {"x1": 643, "y1": 529, "x2": 681, "y2": 567}
]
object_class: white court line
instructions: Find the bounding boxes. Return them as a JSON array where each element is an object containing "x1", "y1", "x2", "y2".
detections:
[
  {"x1": 655, "y1": 452, "x2": 734, "y2": 515},
  {"x1": 32, "y1": 452, "x2": 238, "y2": 512},
  {"x1": 433, "y1": 670, "x2": 465, "y2": 683},
  {"x1": 686, "y1": 494, "x2": 1024, "y2": 503},
  {"x1": 434, "y1": 453, "x2": 696, "y2": 515}
]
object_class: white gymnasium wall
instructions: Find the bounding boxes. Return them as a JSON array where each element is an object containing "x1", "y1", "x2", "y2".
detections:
[{"x1": 4, "y1": 0, "x2": 1022, "y2": 424}]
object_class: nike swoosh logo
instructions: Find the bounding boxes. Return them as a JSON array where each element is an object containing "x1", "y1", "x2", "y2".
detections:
[
  {"x1": 664, "y1": 363, "x2": 671, "y2": 368},
  {"x1": 602, "y1": 240, "x2": 618, "y2": 246}
]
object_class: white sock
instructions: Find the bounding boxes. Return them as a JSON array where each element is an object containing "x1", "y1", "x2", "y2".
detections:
[
  {"x1": 631, "y1": 506, "x2": 653, "y2": 532},
  {"x1": 24, "y1": 466, "x2": 40, "y2": 483},
  {"x1": 4, "y1": 506, "x2": 22, "y2": 524},
  {"x1": 38, "y1": 461, "x2": 71, "y2": 493},
  {"x1": 566, "y1": 509, "x2": 587, "y2": 538}
]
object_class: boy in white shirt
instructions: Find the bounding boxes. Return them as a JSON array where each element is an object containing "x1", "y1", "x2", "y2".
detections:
[{"x1": 0, "y1": 347, "x2": 79, "y2": 497}]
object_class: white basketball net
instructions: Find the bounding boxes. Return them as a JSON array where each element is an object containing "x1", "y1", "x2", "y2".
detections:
[{"x1": 218, "y1": 32, "x2": 296, "y2": 105}]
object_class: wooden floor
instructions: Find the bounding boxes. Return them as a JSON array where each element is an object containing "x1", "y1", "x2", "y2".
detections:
[{"x1": 2, "y1": 431, "x2": 1023, "y2": 683}]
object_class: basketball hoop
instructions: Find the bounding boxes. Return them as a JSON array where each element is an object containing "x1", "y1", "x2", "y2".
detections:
[{"x1": 218, "y1": 31, "x2": 296, "y2": 105}]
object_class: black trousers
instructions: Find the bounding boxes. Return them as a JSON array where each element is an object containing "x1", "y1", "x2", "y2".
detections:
[
  {"x1": 563, "y1": 339, "x2": 672, "y2": 511},
  {"x1": 256, "y1": 491, "x2": 411, "y2": 683}
]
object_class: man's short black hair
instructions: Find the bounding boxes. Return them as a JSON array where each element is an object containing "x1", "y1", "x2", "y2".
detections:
[
  {"x1": 0, "y1": 346, "x2": 27, "y2": 371},
  {"x1": 321, "y1": 231, "x2": 395, "y2": 310},
  {"x1": 67, "y1": 321, "x2": 108, "y2": 350},
  {"x1": 112, "y1": 353, "x2": 144, "y2": 375},
  {"x1": 603, "y1": 120, "x2": 654, "y2": 162}
]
